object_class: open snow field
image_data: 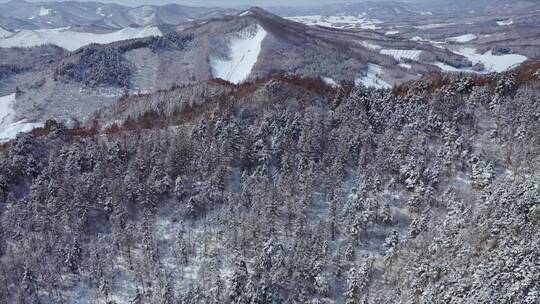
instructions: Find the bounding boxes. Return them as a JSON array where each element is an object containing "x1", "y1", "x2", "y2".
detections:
[
  {"x1": 356, "y1": 63, "x2": 392, "y2": 89},
  {"x1": 0, "y1": 26, "x2": 162, "y2": 51},
  {"x1": 447, "y1": 33, "x2": 477, "y2": 43},
  {"x1": 0, "y1": 27, "x2": 12, "y2": 38},
  {"x1": 380, "y1": 49, "x2": 422, "y2": 61},
  {"x1": 210, "y1": 24, "x2": 267, "y2": 84},
  {"x1": 435, "y1": 48, "x2": 527, "y2": 73},
  {"x1": 0, "y1": 94, "x2": 43, "y2": 142}
]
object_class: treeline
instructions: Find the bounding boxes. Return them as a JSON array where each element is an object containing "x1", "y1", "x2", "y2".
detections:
[{"x1": 53, "y1": 33, "x2": 194, "y2": 88}]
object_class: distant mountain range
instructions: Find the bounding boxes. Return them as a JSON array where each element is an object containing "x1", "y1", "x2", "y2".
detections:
[
  {"x1": 1, "y1": 7, "x2": 470, "y2": 128},
  {"x1": 0, "y1": 0, "x2": 238, "y2": 29}
]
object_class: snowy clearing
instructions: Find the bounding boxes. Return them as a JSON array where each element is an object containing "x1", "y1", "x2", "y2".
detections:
[
  {"x1": 385, "y1": 30, "x2": 399, "y2": 35},
  {"x1": 447, "y1": 34, "x2": 477, "y2": 43},
  {"x1": 381, "y1": 49, "x2": 422, "y2": 61},
  {"x1": 286, "y1": 14, "x2": 382, "y2": 29},
  {"x1": 497, "y1": 19, "x2": 513, "y2": 26},
  {"x1": 434, "y1": 48, "x2": 528, "y2": 73},
  {"x1": 210, "y1": 24, "x2": 267, "y2": 84},
  {"x1": 355, "y1": 63, "x2": 392, "y2": 89},
  {"x1": 0, "y1": 94, "x2": 43, "y2": 142},
  {"x1": 321, "y1": 77, "x2": 339, "y2": 87},
  {"x1": 457, "y1": 48, "x2": 527, "y2": 73},
  {"x1": 0, "y1": 26, "x2": 162, "y2": 51},
  {"x1": 39, "y1": 7, "x2": 52, "y2": 16}
]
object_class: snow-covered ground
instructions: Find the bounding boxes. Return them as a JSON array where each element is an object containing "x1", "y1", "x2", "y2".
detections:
[
  {"x1": 497, "y1": 19, "x2": 513, "y2": 26},
  {"x1": 0, "y1": 26, "x2": 162, "y2": 51},
  {"x1": 210, "y1": 24, "x2": 267, "y2": 84},
  {"x1": 359, "y1": 41, "x2": 381, "y2": 50},
  {"x1": 410, "y1": 36, "x2": 446, "y2": 48},
  {"x1": 127, "y1": 6, "x2": 157, "y2": 26},
  {"x1": 435, "y1": 48, "x2": 528, "y2": 73},
  {"x1": 399, "y1": 63, "x2": 412, "y2": 69},
  {"x1": 457, "y1": 48, "x2": 527, "y2": 73},
  {"x1": 414, "y1": 23, "x2": 452, "y2": 29},
  {"x1": 447, "y1": 33, "x2": 477, "y2": 43},
  {"x1": 39, "y1": 7, "x2": 52, "y2": 16},
  {"x1": 0, "y1": 94, "x2": 43, "y2": 142},
  {"x1": 239, "y1": 10, "x2": 252, "y2": 17},
  {"x1": 356, "y1": 63, "x2": 392, "y2": 89},
  {"x1": 321, "y1": 77, "x2": 338, "y2": 87},
  {"x1": 385, "y1": 30, "x2": 399, "y2": 35},
  {"x1": 434, "y1": 62, "x2": 471, "y2": 72},
  {"x1": 380, "y1": 49, "x2": 422, "y2": 61},
  {"x1": 286, "y1": 14, "x2": 383, "y2": 29},
  {"x1": 0, "y1": 27, "x2": 11, "y2": 38}
]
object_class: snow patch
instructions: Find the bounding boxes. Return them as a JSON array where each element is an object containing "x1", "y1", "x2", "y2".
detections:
[
  {"x1": 497, "y1": 19, "x2": 513, "y2": 26},
  {"x1": 399, "y1": 63, "x2": 412, "y2": 69},
  {"x1": 410, "y1": 36, "x2": 446, "y2": 47},
  {"x1": 434, "y1": 61, "x2": 470, "y2": 72},
  {"x1": 385, "y1": 30, "x2": 399, "y2": 35},
  {"x1": 96, "y1": 7, "x2": 106, "y2": 17},
  {"x1": 39, "y1": 7, "x2": 52, "y2": 16},
  {"x1": 447, "y1": 34, "x2": 477, "y2": 43},
  {"x1": 239, "y1": 10, "x2": 252, "y2": 17},
  {"x1": 210, "y1": 24, "x2": 267, "y2": 84},
  {"x1": 355, "y1": 64, "x2": 391, "y2": 89},
  {"x1": 127, "y1": 6, "x2": 157, "y2": 26},
  {"x1": 0, "y1": 27, "x2": 12, "y2": 38},
  {"x1": 414, "y1": 23, "x2": 451, "y2": 29},
  {"x1": 381, "y1": 49, "x2": 422, "y2": 61},
  {"x1": 359, "y1": 41, "x2": 381, "y2": 50},
  {"x1": 321, "y1": 77, "x2": 338, "y2": 87},
  {"x1": 0, "y1": 26, "x2": 162, "y2": 51},
  {"x1": 0, "y1": 94, "x2": 43, "y2": 142}
]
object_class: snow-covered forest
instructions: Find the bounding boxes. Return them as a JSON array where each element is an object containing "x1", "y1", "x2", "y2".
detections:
[{"x1": 0, "y1": 71, "x2": 539, "y2": 303}]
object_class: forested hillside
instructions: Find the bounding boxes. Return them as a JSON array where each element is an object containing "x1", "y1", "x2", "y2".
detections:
[{"x1": 0, "y1": 71, "x2": 539, "y2": 303}]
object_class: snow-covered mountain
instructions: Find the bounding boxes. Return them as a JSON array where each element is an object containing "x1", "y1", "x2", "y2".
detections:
[
  {"x1": 0, "y1": 1, "x2": 539, "y2": 303},
  {"x1": 0, "y1": 6, "x2": 537, "y2": 143},
  {"x1": 0, "y1": 0, "x2": 238, "y2": 30}
]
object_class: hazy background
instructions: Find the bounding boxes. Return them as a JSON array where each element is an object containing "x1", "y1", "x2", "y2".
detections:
[{"x1": 0, "y1": 0, "x2": 432, "y2": 7}]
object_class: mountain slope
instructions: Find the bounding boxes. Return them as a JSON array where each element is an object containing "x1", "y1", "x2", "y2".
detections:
[
  {"x1": 0, "y1": 68, "x2": 539, "y2": 303},
  {"x1": 0, "y1": 7, "x2": 499, "y2": 139}
]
